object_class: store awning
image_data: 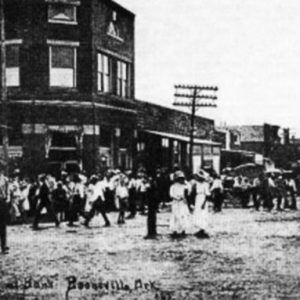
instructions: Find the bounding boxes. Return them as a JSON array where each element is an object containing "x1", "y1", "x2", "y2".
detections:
[{"x1": 144, "y1": 130, "x2": 221, "y2": 147}]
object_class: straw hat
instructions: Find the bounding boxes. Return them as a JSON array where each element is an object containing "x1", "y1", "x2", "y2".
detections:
[
  {"x1": 194, "y1": 169, "x2": 207, "y2": 181},
  {"x1": 174, "y1": 170, "x2": 185, "y2": 180}
]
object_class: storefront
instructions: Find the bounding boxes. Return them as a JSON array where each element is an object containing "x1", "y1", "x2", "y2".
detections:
[{"x1": 136, "y1": 130, "x2": 221, "y2": 175}]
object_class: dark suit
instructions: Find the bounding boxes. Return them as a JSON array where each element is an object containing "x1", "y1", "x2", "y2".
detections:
[
  {"x1": 33, "y1": 182, "x2": 59, "y2": 229},
  {"x1": 0, "y1": 199, "x2": 9, "y2": 252}
]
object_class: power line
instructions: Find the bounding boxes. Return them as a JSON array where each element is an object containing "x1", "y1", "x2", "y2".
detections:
[{"x1": 173, "y1": 85, "x2": 218, "y2": 173}]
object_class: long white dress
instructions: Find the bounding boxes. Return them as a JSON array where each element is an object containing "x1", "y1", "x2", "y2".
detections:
[
  {"x1": 169, "y1": 182, "x2": 190, "y2": 233},
  {"x1": 193, "y1": 181, "x2": 211, "y2": 232}
]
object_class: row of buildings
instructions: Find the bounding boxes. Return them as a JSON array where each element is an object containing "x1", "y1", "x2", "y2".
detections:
[
  {"x1": 0, "y1": 0, "x2": 222, "y2": 177},
  {"x1": 0, "y1": 0, "x2": 298, "y2": 177},
  {"x1": 217, "y1": 124, "x2": 300, "y2": 171}
]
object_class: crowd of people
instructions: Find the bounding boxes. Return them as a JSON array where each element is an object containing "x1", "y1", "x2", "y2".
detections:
[
  {"x1": 222, "y1": 171, "x2": 298, "y2": 211},
  {"x1": 0, "y1": 165, "x2": 299, "y2": 254},
  {"x1": 0, "y1": 168, "x2": 161, "y2": 228}
]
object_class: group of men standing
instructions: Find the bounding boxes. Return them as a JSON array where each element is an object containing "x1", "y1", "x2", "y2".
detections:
[{"x1": 223, "y1": 171, "x2": 298, "y2": 211}]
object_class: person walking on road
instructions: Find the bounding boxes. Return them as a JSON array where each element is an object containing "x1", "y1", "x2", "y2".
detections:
[
  {"x1": 84, "y1": 176, "x2": 110, "y2": 228},
  {"x1": 32, "y1": 174, "x2": 60, "y2": 230}
]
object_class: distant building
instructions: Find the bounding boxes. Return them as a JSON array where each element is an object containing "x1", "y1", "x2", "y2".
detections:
[
  {"x1": 217, "y1": 124, "x2": 297, "y2": 169},
  {"x1": 218, "y1": 124, "x2": 284, "y2": 157}
]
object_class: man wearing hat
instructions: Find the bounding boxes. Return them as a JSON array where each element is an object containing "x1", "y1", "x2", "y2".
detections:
[{"x1": 32, "y1": 174, "x2": 60, "y2": 230}]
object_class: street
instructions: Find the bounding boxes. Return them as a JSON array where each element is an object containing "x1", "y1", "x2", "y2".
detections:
[{"x1": 0, "y1": 207, "x2": 300, "y2": 300}]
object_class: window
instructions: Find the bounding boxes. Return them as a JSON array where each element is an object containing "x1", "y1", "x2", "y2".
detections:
[
  {"x1": 162, "y1": 138, "x2": 169, "y2": 148},
  {"x1": 203, "y1": 145, "x2": 212, "y2": 155},
  {"x1": 212, "y1": 146, "x2": 220, "y2": 155},
  {"x1": 51, "y1": 132, "x2": 77, "y2": 148},
  {"x1": 6, "y1": 44, "x2": 20, "y2": 87},
  {"x1": 232, "y1": 132, "x2": 241, "y2": 145},
  {"x1": 117, "y1": 61, "x2": 129, "y2": 98},
  {"x1": 9, "y1": 124, "x2": 22, "y2": 146},
  {"x1": 173, "y1": 140, "x2": 179, "y2": 154},
  {"x1": 48, "y1": 3, "x2": 77, "y2": 24},
  {"x1": 119, "y1": 129, "x2": 129, "y2": 148},
  {"x1": 97, "y1": 53, "x2": 111, "y2": 93},
  {"x1": 137, "y1": 142, "x2": 145, "y2": 152},
  {"x1": 49, "y1": 45, "x2": 76, "y2": 87},
  {"x1": 100, "y1": 126, "x2": 112, "y2": 148}
]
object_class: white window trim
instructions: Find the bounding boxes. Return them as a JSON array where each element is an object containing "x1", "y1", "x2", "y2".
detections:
[
  {"x1": 49, "y1": 19, "x2": 78, "y2": 25},
  {"x1": 48, "y1": 2, "x2": 78, "y2": 25},
  {"x1": 117, "y1": 60, "x2": 129, "y2": 98},
  {"x1": 5, "y1": 39, "x2": 23, "y2": 45},
  {"x1": 49, "y1": 44, "x2": 77, "y2": 88},
  {"x1": 5, "y1": 40, "x2": 22, "y2": 87},
  {"x1": 96, "y1": 47, "x2": 132, "y2": 64},
  {"x1": 107, "y1": 32, "x2": 124, "y2": 43},
  {"x1": 45, "y1": 0, "x2": 81, "y2": 5},
  {"x1": 97, "y1": 53, "x2": 111, "y2": 93},
  {"x1": 47, "y1": 39, "x2": 80, "y2": 47}
]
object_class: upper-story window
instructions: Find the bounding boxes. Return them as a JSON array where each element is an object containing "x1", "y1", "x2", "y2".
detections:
[
  {"x1": 117, "y1": 60, "x2": 129, "y2": 98},
  {"x1": 97, "y1": 53, "x2": 111, "y2": 93},
  {"x1": 6, "y1": 41, "x2": 22, "y2": 87},
  {"x1": 48, "y1": 3, "x2": 77, "y2": 25},
  {"x1": 48, "y1": 40, "x2": 78, "y2": 88}
]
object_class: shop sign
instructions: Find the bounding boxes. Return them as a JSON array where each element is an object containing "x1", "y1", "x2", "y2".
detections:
[{"x1": 0, "y1": 146, "x2": 23, "y2": 158}]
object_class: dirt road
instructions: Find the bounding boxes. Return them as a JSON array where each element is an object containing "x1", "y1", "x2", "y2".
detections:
[{"x1": 0, "y1": 208, "x2": 300, "y2": 299}]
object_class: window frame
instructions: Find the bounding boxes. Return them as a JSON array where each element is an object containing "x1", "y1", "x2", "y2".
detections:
[
  {"x1": 116, "y1": 60, "x2": 129, "y2": 98},
  {"x1": 48, "y1": 40, "x2": 79, "y2": 88},
  {"x1": 48, "y1": 3, "x2": 78, "y2": 25},
  {"x1": 5, "y1": 39, "x2": 22, "y2": 87},
  {"x1": 97, "y1": 53, "x2": 111, "y2": 93}
]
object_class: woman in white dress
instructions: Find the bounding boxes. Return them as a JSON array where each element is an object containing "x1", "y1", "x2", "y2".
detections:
[
  {"x1": 169, "y1": 171, "x2": 190, "y2": 238},
  {"x1": 192, "y1": 171, "x2": 211, "y2": 238}
]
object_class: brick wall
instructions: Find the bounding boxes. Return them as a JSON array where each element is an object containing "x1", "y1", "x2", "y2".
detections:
[
  {"x1": 137, "y1": 101, "x2": 215, "y2": 140},
  {"x1": 5, "y1": 0, "x2": 135, "y2": 109}
]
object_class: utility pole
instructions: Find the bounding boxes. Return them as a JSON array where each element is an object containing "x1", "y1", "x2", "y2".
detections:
[
  {"x1": 173, "y1": 85, "x2": 218, "y2": 174},
  {"x1": 0, "y1": 0, "x2": 9, "y2": 176}
]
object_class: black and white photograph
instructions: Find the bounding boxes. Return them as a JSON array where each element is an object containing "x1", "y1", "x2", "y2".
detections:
[{"x1": 0, "y1": 0, "x2": 300, "y2": 299}]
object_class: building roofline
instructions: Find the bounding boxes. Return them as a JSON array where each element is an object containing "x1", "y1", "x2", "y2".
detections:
[
  {"x1": 135, "y1": 98, "x2": 214, "y2": 124},
  {"x1": 106, "y1": 0, "x2": 135, "y2": 18},
  {"x1": 10, "y1": 100, "x2": 137, "y2": 114}
]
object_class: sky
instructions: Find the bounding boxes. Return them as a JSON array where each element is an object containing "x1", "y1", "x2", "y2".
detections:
[{"x1": 117, "y1": 0, "x2": 300, "y2": 136}]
